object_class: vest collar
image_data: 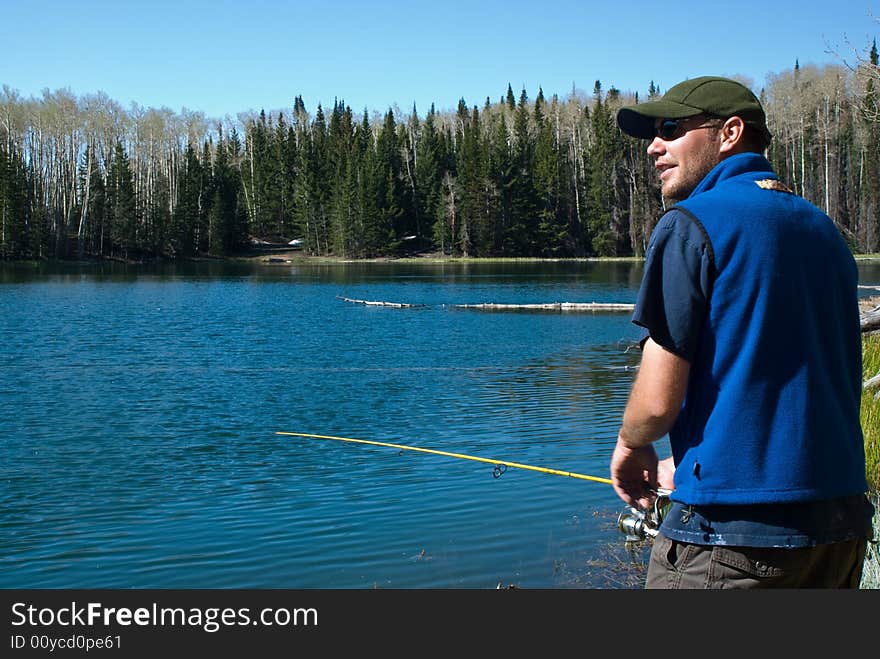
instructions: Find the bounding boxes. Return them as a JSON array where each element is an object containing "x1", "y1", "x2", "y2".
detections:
[{"x1": 688, "y1": 152, "x2": 775, "y2": 199}]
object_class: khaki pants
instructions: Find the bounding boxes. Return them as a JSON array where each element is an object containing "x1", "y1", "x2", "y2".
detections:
[{"x1": 646, "y1": 534, "x2": 868, "y2": 589}]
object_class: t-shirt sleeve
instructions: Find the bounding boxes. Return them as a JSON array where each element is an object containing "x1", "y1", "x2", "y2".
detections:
[{"x1": 632, "y1": 208, "x2": 713, "y2": 361}]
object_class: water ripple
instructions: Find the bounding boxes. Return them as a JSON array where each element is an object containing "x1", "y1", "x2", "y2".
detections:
[{"x1": 1, "y1": 261, "x2": 644, "y2": 588}]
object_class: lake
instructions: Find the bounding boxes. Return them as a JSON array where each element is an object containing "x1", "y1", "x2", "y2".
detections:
[{"x1": 3, "y1": 258, "x2": 879, "y2": 589}]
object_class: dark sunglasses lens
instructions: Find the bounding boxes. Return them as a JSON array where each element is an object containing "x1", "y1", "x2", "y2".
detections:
[{"x1": 657, "y1": 119, "x2": 679, "y2": 140}]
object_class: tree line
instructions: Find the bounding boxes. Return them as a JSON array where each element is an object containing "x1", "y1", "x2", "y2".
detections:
[{"x1": 1, "y1": 47, "x2": 878, "y2": 261}]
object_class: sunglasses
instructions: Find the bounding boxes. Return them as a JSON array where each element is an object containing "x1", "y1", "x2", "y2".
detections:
[{"x1": 654, "y1": 117, "x2": 722, "y2": 141}]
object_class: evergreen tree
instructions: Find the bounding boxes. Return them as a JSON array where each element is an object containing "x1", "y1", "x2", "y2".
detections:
[
  {"x1": 29, "y1": 166, "x2": 47, "y2": 258},
  {"x1": 506, "y1": 84, "x2": 516, "y2": 111},
  {"x1": 256, "y1": 110, "x2": 286, "y2": 239},
  {"x1": 294, "y1": 104, "x2": 332, "y2": 254},
  {"x1": 208, "y1": 134, "x2": 229, "y2": 255},
  {"x1": 533, "y1": 89, "x2": 568, "y2": 255},
  {"x1": 328, "y1": 101, "x2": 358, "y2": 256},
  {"x1": 106, "y1": 140, "x2": 137, "y2": 258},
  {"x1": 861, "y1": 39, "x2": 880, "y2": 252},
  {"x1": 276, "y1": 113, "x2": 297, "y2": 240},
  {"x1": 208, "y1": 130, "x2": 248, "y2": 256},
  {"x1": 487, "y1": 112, "x2": 513, "y2": 254},
  {"x1": 286, "y1": 99, "x2": 309, "y2": 245},
  {"x1": 246, "y1": 110, "x2": 270, "y2": 237},
  {"x1": 414, "y1": 105, "x2": 445, "y2": 247},
  {"x1": 172, "y1": 143, "x2": 202, "y2": 257},
  {"x1": 197, "y1": 140, "x2": 214, "y2": 254},
  {"x1": 358, "y1": 110, "x2": 391, "y2": 257},
  {"x1": 227, "y1": 128, "x2": 250, "y2": 252},
  {"x1": 455, "y1": 104, "x2": 485, "y2": 256},
  {"x1": 376, "y1": 109, "x2": 407, "y2": 251},
  {"x1": 503, "y1": 88, "x2": 539, "y2": 254},
  {"x1": 585, "y1": 81, "x2": 627, "y2": 255},
  {"x1": 148, "y1": 170, "x2": 172, "y2": 256},
  {"x1": 0, "y1": 145, "x2": 29, "y2": 259},
  {"x1": 431, "y1": 117, "x2": 457, "y2": 255},
  {"x1": 84, "y1": 148, "x2": 106, "y2": 257}
]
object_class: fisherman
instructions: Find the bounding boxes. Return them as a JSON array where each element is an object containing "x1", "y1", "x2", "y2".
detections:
[{"x1": 610, "y1": 76, "x2": 875, "y2": 588}]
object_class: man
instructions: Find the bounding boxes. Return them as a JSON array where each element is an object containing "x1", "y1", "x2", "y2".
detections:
[{"x1": 611, "y1": 76, "x2": 875, "y2": 588}]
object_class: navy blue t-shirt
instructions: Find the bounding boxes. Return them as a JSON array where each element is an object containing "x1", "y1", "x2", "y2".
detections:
[{"x1": 632, "y1": 208, "x2": 713, "y2": 360}]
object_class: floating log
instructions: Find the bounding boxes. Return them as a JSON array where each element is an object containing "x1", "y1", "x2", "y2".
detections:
[
  {"x1": 337, "y1": 296, "x2": 426, "y2": 308},
  {"x1": 452, "y1": 302, "x2": 635, "y2": 312},
  {"x1": 337, "y1": 295, "x2": 633, "y2": 312}
]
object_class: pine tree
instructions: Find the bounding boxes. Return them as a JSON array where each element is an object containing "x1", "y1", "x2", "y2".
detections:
[
  {"x1": 506, "y1": 84, "x2": 516, "y2": 111},
  {"x1": 0, "y1": 144, "x2": 29, "y2": 259},
  {"x1": 106, "y1": 140, "x2": 137, "y2": 258},
  {"x1": 486, "y1": 112, "x2": 513, "y2": 254},
  {"x1": 357, "y1": 110, "x2": 391, "y2": 257},
  {"x1": 431, "y1": 115, "x2": 457, "y2": 255},
  {"x1": 208, "y1": 130, "x2": 247, "y2": 256},
  {"x1": 585, "y1": 81, "x2": 627, "y2": 256},
  {"x1": 275, "y1": 113, "x2": 297, "y2": 240},
  {"x1": 148, "y1": 170, "x2": 172, "y2": 256},
  {"x1": 328, "y1": 101, "x2": 358, "y2": 256},
  {"x1": 414, "y1": 105, "x2": 445, "y2": 249},
  {"x1": 533, "y1": 89, "x2": 567, "y2": 255},
  {"x1": 375, "y1": 109, "x2": 408, "y2": 252},
  {"x1": 171, "y1": 143, "x2": 201, "y2": 257},
  {"x1": 861, "y1": 39, "x2": 880, "y2": 251},
  {"x1": 84, "y1": 148, "x2": 106, "y2": 257},
  {"x1": 197, "y1": 140, "x2": 214, "y2": 254},
  {"x1": 294, "y1": 104, "x2": 332, "y2": 254},
  {"x1": 246, "y1": 110, "x2": 270, "y2": 238},
  {"x1": 208, "y1": 134, "x2": 229, "y2": 256},
  {"x1": 226, "y1": 128, "x2": 249, "y2": 252},
  {"x1": 503, "y1": 88, "x2": 539, "y2": 254},
  {"x1": 456, "y1": 104, "x2": 487, "y2": 256},
  {"x1": 289, "y1": 96, "x2": 310, "y2": 247}
]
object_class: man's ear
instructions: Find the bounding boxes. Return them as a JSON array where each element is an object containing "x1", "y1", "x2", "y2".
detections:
[{"x1": 718, "y1": 116, "x2": 746, "y2": 154}]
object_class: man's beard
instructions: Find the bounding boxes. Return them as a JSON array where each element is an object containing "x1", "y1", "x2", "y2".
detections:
[{"x1": 660, "y1": 152, "x2": 721, "y2": 203}]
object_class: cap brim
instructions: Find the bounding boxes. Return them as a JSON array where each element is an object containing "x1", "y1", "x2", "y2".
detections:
[{"x1": 616, "y1": 100, "x2": 704, "y2": 139}]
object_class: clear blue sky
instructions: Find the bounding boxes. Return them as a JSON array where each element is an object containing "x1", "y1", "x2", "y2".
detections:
[{"x1": 1, "y1": 0, "x2": 877, "y2": 119}]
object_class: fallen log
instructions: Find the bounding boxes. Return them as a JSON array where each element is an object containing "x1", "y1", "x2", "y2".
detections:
[
  {"x1": 452, "y1": 302, "x2": 635, "y2": 312},
  {"x1": 861, "y1": 306, "x2": 880, "y2": 334},
  {"x1": 337, "y1": 296, "x2": 426, "y2": 308}
]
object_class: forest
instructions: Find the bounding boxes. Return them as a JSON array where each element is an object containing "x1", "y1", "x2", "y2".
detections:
[{"x1": 1, "y1": 44, "x2": 878, "y2": 262}]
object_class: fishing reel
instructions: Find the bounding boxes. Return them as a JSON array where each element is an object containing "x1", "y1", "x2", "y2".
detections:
[{"x1": 617, "y1": 488, "x2": 672, "y2": 545}]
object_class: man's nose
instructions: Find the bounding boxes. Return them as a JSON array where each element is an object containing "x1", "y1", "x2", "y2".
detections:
[{"x1": 647, "y1": 137, "x2": 665, "y2": 156}]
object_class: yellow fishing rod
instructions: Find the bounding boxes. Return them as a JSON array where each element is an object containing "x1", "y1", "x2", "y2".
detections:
[{"x1": 275, "y1": 431, "x2": 613, "y2": 485}]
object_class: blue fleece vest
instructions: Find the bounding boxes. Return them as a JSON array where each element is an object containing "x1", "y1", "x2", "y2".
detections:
[{"x1": 668, "y1": 153, "x2": 867, "y2": 505}]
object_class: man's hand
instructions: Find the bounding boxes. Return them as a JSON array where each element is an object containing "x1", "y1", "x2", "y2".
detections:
[{"x1": 610, "y1": 438, "x2": 659, "y2": 509}]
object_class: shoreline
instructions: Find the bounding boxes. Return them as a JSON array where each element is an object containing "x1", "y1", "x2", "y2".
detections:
[
  {"x1": 7, "y1": 251, "x2": 880, "y2": 267},
  {"x1": 230, "y1": 249, "x2": 645, "y2": 265}
]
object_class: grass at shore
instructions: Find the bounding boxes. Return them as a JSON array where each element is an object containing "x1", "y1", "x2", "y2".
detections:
[
  {"x1": 861, "y1": 333, "x2": 880, "y2": 490},
  {"x1": 860, "y1": 332, "x2": 880, "y2": 588}
]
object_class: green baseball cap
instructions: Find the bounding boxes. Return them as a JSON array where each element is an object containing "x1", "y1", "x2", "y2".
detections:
[{"x1": 617, "y1": 76, "x2": 771, "y2": 145}]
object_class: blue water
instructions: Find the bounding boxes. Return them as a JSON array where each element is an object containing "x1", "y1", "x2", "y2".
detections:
[{"x1": 3, "y1": 259, "x2": 879, "y2": 589}]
